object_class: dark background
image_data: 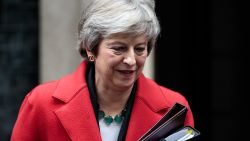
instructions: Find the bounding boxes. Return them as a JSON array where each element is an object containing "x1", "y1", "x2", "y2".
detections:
[
  {"x1": 0, "y1": 0, "x2": 249, "y2": 140},
  {"x1": 0, "y1": 0, "x2": 39, "y2": 140},
  {"x1": 155, "y1": 0, "x2": 249, "y2": 141}
]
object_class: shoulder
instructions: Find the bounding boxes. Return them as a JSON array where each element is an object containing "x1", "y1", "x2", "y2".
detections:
[
  {"x1": 140, "y1": 76, "x2": 189, "y2": 107},
  {"x1": 159, "y1": 85, "x2": 188, "y2": 106},
  {"x1": 26, "y1": 80, "x2": 60, "y2": 105},
  {"x1": 26, "y1": 61, "x2": 88, "y2": 105},
  {"x1": 138, "y1": 75, "x2": 194, "y2": 126}
]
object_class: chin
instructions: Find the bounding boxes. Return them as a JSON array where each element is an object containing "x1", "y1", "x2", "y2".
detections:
[{"x1": 115, "y1": 80, "x2": 135, "y2": 90}]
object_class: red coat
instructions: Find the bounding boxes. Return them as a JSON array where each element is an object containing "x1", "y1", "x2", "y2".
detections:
[{"x1": 11, "y1": 61, "x2": 194, "y2": 141}]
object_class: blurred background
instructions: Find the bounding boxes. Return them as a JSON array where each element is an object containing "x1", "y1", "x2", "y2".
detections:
[{"x1": 0, "y1": 0, "x2": 249, "y2": 140}]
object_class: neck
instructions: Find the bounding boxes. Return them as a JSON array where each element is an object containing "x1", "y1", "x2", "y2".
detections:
[{"x1": 96, "y1": 85, "x2": 133, "y2": 116}]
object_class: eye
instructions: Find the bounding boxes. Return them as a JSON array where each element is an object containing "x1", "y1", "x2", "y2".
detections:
[
  {"x1": 135, "y1": 47, "x2": 146, "y2": 53},
  {"x1": 111, "y1": 46, "x2": 127, "y2": 54}
]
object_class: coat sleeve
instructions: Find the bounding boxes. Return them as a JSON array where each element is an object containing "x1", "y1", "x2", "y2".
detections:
[
  {"x1": 11, "y1": 92, "x2": 40, "y2": 141},
  {"x1": 160, "y1": 86, "x2": 195, "y2": 127},
  {"x1": 183, "y1": 100, "x2": 195, "y2": 127}
]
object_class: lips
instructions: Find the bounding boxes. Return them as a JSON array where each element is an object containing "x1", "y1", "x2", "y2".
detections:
[
  {"x1": 117, "y1": 70, "x2": 135, "y2": 77},
  {"x1": 119, "y1": 70, "x2": 135, "y2": 74}
]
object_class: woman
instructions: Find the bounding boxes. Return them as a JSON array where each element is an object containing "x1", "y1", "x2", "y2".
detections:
[{"x1": 11, "y1": 0, "x2": 194, "y2": 141}]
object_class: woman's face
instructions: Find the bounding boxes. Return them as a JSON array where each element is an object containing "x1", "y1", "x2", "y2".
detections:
[{"x1": 94, "y1": 34, "x2": 148, "y2": 91}]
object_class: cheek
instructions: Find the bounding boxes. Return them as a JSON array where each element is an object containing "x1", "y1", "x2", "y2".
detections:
[
  {"x1": 107, "y1": 54, "x2": 124, "y2": 65},
  {"x1": 99, "y1": 57, "x2": 122, "y2": 75},
  {"x1": 97, "y1": 51, "x2": 118, "y2": 66},
  {"x1": 137, "y1": 56, "x2": 147, "y2": 67}
]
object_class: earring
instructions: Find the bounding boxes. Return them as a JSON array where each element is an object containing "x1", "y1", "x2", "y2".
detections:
[{"x1": 88, "y1": 55, "x2": 95, "y2": 61}]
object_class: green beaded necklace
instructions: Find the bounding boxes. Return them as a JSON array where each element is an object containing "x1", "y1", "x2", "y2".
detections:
[{"x1": 98, "y1": 108, "x2": 126, "y2": 125}]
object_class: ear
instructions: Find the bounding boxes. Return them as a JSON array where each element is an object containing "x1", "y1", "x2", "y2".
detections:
[
  {"x1": 85, "y1": 48, "x2": 96, "y2": 61},
  {"x1": 85, "y1": 48, "x2": 94, "y2": 57}
]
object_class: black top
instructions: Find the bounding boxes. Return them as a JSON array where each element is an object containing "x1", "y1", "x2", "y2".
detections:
[{"x1": 86, "y1": 63, "x2": 137, "y2": 141}]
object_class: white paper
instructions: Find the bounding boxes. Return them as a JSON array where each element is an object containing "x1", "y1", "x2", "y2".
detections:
[{"x1": 163, "y1": 127, "x2": 195, "y2": 141}]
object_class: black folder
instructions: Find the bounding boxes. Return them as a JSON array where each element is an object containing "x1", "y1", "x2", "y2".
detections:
[{"x1": 138, "y1": 103, "x2": 200, "y2": 141}]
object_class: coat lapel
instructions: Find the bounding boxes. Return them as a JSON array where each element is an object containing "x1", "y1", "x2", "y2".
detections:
[
  {"x1": 52, "y1": 61, "x2": 102, "y2": 141},
  {"x1": 54, "y1": 87, "x2": 101, "y2": 141},
  {"x1": 125, "y1": 75, "x2": 172, "y2": 140}
]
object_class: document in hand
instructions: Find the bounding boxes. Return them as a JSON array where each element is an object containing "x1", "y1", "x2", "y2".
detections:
[{"x1": 138, "y1": 103, "x2": 200, "y2": 141}]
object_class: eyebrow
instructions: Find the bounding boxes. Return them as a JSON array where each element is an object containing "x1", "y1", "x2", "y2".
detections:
[
  {"x1": 107, "y1": 41, "x2": 147, "y2": 46},
  {"x1": 107, "y1": 41, "x2": 126, "y2": 46}
]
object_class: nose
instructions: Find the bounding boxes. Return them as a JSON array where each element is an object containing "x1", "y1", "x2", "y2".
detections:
[{"x1": 123, "y1": 49, "x2": 136, "y2": 66}]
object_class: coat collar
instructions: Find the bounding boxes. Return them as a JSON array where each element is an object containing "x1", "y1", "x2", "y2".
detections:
[
  {"x1": 125, "y1": 75, "x2": 171, "y2": 140},
  {"x1": 52, "y1": 61, "x2": 170, "y2": 140},
  {"x1": 52, "y1": 61, "x2": 87, "y2": 103},
  {"x1": 52, "y1": 61, "x2": 170, "y2": 111},
  {"x1": 136, "y1": 74, "x2": 171, "y2": 112},
  {"x1": 52, "y1": 61, "x2": 102, "y2": 140}
]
